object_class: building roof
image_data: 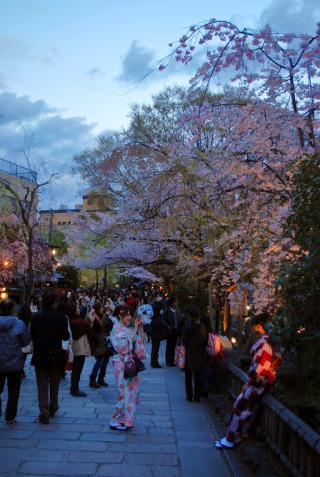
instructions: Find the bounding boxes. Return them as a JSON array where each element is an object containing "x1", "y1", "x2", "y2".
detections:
[
  {"x1": 0, "y1": 157, "x2": 37, "y2": 184},
  {"x1": 39, "y1": 209, "x2": 82, "y2": 214}
]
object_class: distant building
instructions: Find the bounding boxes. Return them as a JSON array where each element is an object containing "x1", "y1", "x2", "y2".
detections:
[
  {"x1": 82, "y1": 191, "x2": 110, "y2": 212},
  {"x1": 0, "y1": 157, "x2": 38, "y2": 215},
  {"x1": 39, "y1": 190, "x2": 111, "y2": 235}
]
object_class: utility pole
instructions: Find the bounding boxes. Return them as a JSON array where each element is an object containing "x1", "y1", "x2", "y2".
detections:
[
  {"x1": 103, "y1": 267, "x2": 107, "y2": 291},
  {"x1": 48, "y1": 210, "x2": 53, "y2": 244}
]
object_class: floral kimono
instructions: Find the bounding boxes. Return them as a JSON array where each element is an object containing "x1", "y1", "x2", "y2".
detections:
[
  {"x1": 226, "y1": 334, "x2": 276, "y2": 444},
  {"x1": 110, "y1": 323, "x2": 140, "y2": 427}
]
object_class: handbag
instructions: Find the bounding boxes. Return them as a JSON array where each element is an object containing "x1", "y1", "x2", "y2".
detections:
[
  {"x1": 124, "y1": 357, "x2": 138, "y2": 378},
  {"x1": 133, "y1": 337, "x2": 147, "y2": 360},
  {"x1": 134, "y1": 356, "x2": 145, "y2": 373},
  {"x1": 65, "y1": 347, "x2": 73, "y2": 371},
  {"x1": 21, "y1": 343, "x2": 33, "y2": 354},
  {"x1": 174, "y1": 344, "x2": 186, "y2": 369},
  {"x1": 207, "y1": 333, "x2": 222, "y2": 357}
]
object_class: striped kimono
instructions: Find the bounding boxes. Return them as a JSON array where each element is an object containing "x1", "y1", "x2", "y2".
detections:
[{"x1": 226, "y1": 334, "x2": 275, "y2": 443}]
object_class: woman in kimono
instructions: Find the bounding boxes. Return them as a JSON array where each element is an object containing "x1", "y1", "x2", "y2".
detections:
[
  {"x1": 215, "y1": 313, "x2": 279, "y2": 449},
  {"x1": 109, "y1": 304, "x2": 144, "y2": 431}
]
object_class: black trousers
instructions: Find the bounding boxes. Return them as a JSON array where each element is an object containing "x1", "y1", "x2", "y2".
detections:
[
  {"x1": 0, "y1": 371, "x2": 22, "y2": 420},
  {"x1": 166, "y1": 331, "x2": 177, "y2": 365},
  {"x1": 35, "y1": 366, "x2": 61, "y2": 417},
  {"x1": 185, "y1": 367, "x2": 202, "y2": 401},
  {"x1": 71, "y1": 355, "x2": 86, "y2": 392},
  {"x1": 90, "y1": 355, "x2": 110, "y2": 382},
  {"x1": 151, "y1": 339, "x2": 161, "y2": 366}
]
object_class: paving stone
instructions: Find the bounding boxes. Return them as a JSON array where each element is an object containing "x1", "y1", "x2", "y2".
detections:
[
  {"x1": 67, "y1": 451, "x2": 124, "y2": 464},
  {"x1": 147, "y1": 427, "x2": 175, "y2": 436},
  {"x1": 123, "y1": 426, "x2": 148, "y2": 435},
  {"x1": 79, "y1": 432, "x2": 125, "y2": 442},
  {"x1": 126, "y1": 434, "x2": 175, "y2": 444},
  {"x1": 0, "y1": 430, "x2": 33, "y2": 438},
  {"x1": 138, "y1": 415, "x2": 172, "y2": 422},
  {"x1": 152, "y1": 466, "x2": 182, "y2": 477},
  {"x1": 97, "y1": 464, "x2": 152, "y2": 477},
  {"x1": 19, "y1": 462, "x2": 97, "y2": 475},
  {"x1": 57, "y1": 424, "x2": 104, "y2": 432},
  {"x1": 0, "y1": 438, "x2": 38, "y2": 448},
  {"x1": 125, "y1": 453, "x2": 179, "y2": 466},
  {"x1": 63, "y1": 410, "x2": 97, "y2": 417},
  {"x1": 2, "y1": 423, "x2": 59, "y2": 431},
  {"x1": 31, "y1": 431, "x2": 80, "y2": 440},
  {"x1": 74, "y1": 417, "x2": 109, "y2": 425},
  {"x1": 175, "y1": 429, "x2": 214, "y2": 443},
  {"x1": 46, "y1": 417, "x2": 76, "y2": 424},
  {"x1": 38, "y1": 439, "x2": 107, "y2": 451},
  {"x1": 0, "y1": 461, "x2": 20, "y2": 474},
  {"x1": 0, "y1": 343, "x2": 234, "y2": 477},
  {"x1": 108, "y1": 443, "x2": 178, "y2": 454},
  {"x1": 0, "y1": 448, "x2": 65, "y2": 462},
  {"x1": 152, "y1": 409, "x2": 172, "y2": 416}
]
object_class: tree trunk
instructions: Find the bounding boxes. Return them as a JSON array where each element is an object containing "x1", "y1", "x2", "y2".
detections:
[
  {"x1": 26, "y1": 229, "x2": 34, "y2": 304},
  {"x1": 223, "y1": 293, "x2": 231, "y2": 335},
  {"x1": 95, "y1": 269, "x2": 99, "y2": 290},
  {"x1": 103, "y1": 267, "x2": 107, "y2": 291}
]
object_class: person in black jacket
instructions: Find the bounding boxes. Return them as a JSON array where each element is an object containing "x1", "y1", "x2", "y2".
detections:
[
  {"x1": 162, "y1": 296, "x2": 179, "y2": 366},
  {"x1": 31, "y1": 294, "x2": 69, "y2": 424},
  {"x1": 89, "y1": 302, "x2": 114, "y2": 388},
  {"x1": 182, "y1": 304, "x2": 207, "y2": 402},
  {"x1": 18, "y1": 303, "x2": 32, "y2": 379},
  {"x1": 150, "y1": 303, "x2": 166, "y2": 368}
]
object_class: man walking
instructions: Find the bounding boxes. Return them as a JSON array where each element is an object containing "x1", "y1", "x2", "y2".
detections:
[
  {"x1": 0, "y1": 299, "x2": 30, "y2": 425},
  {"x1": 163, "y1": 296, "x2": 179, "y2": 366},
  {"x1": 31, "y1": 294, "x2": 69, "y2": 424}
]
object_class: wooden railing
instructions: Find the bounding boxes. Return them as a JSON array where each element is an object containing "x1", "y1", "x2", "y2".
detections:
[{"x1": 225, "y1": 363, "x2": 320, "y2": 477}]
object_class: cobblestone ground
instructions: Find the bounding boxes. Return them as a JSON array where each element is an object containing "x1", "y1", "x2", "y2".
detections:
[{"x1": 0, "y1": 344, "x2": 232, "y2": 477}]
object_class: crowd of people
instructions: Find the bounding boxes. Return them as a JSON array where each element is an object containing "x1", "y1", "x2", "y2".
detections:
[{"x1": 0, "y1": 285, "x2": 279, "y2": 446}]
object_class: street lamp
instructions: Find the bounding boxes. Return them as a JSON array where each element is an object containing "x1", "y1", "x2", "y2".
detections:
[
  {"x1": 3, "y1": 260, "x2": 9, "y2": 268},
  {"x1": 0, "y1": 287, "x2": 8, "y2": 300}
]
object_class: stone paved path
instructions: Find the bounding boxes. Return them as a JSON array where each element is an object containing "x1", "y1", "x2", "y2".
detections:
[{"x1": 0, "y1": 344, "x2": 233, "y2": 477}]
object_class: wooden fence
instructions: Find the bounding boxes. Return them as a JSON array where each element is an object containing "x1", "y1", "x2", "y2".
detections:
[{"x1": 225, "y1": 363, "x2": 320, "y2": 477}]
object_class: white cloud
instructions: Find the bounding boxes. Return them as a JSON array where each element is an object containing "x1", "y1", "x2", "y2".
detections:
[
  {"x1": 86, "y1": 67, "x2": 106, "y2": 78},
  {"x1": 0, "y1": 91, "x2": 97, "y2": 208},
  {"x1": 117, "y1": 40, "x2": 206, "y2": 87},
  {"x1": 0, "y1": 38, "x2": 33, "y2": 61},
  {"x1": 117, "y1": 41, "x2": 155, "y2": 84},
  {"x1": 259, "y1": 0, "x2": 320, "y2": 33}
]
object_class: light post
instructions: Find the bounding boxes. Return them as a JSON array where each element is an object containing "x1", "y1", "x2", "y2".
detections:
[
  {"x1": 0, "y1": 260, "x2": 10, "y2": 300},
  {"x1": 0, "y1": 287, "x2": 8, "y2": 300}
]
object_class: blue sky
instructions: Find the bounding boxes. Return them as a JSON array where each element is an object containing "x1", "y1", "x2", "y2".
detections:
[{"x1": 0, "y1": 0, "x2": 319, "y2": 208}]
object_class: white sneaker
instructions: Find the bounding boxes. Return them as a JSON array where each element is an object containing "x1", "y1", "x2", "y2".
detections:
[
  {"x1": 214, "y1": 437, "x2": 234, "y2": 449},
  {"x1": 109, "y1": 422, "x2": 128, "y2": 431}
]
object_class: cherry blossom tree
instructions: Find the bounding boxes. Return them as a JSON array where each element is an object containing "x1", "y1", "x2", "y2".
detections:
[
  {"x1": 70, "y1": 21, "x2": 319, "y2": 327},
  {"x1": 0, "y1": 210, "x2": 53, "y2": 288},
  {"x1": 159, "y1": 21, "x2": 320, "y2": 310}
]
